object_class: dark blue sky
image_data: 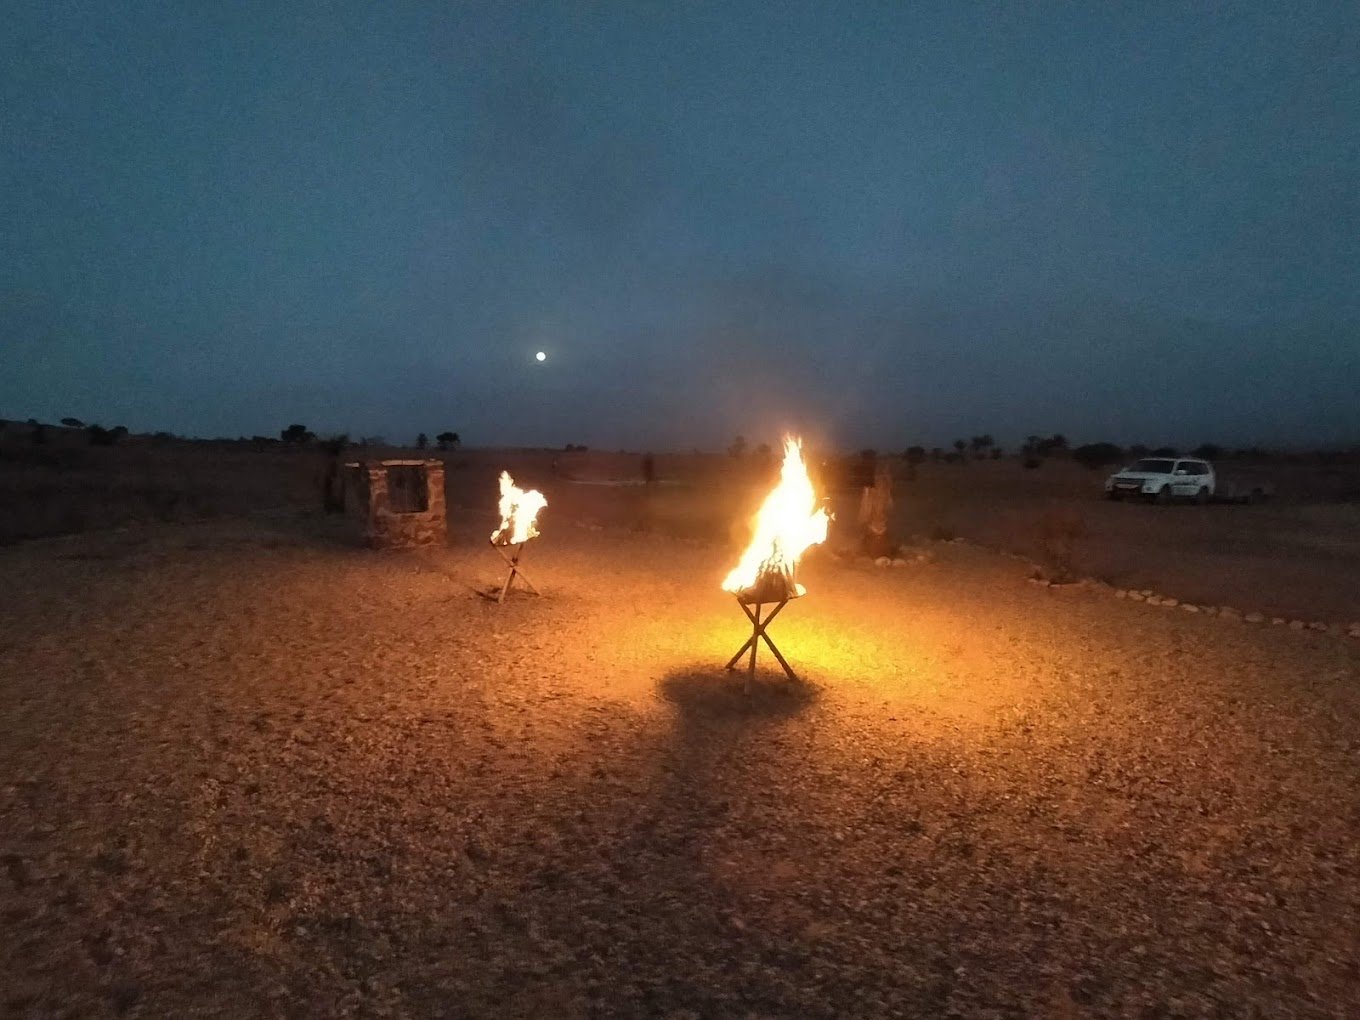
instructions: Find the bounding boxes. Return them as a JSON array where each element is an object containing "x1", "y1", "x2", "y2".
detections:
[{"x1": 4, "y1": 2, "x2": 1357, "y2": 448}]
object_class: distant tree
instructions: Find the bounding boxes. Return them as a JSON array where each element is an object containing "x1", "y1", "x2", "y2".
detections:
[
  {"x1": 969, "y1": 434, "x2": 994, "y2": 459},
  {"x1": 317, "y1": 434, "x2": 349, "y2": 456},
  {"x1": 435, "y1": 431, "x2": 460, "y2": 451},
  {"x1": 930, "y1": 447, "x2": 944, "y2": 462},
  {"x1": 86, "y1": 424, "x2": 123, "y2": 446},
  {"x1": 1023, "y1": 434, "x2": 1041, "y2": 456},
  {"x1": 1191, "y1": 443, "x2": 1222, "y2": 460},
  {"x1": 281, "y1": 423, "x2": 315, "y2": 445},
  {"x1": 952, "y1": 439, "x2": 967, "y2": 455},
  {"x1": 990, "y1": 447, "x2": 1003, "y2": 459},
  {"x1": 728, "y1": 435, "x2": 747, "y2": 458},
  {"x1": 1073, "y1": 442, "x2": 1124, "y2": 470},
  {"x1": 755, "y1": 442, "x2": 772, "y2": 458},
  {"x1": 60, "y1": 417, "x2": 85, "y2": 429},
  {"x1": 416, "y1": 432, "x2": 428, "y2": 450},
  {"x1": 1128, "y1": 444, "x2": 1149, "y2": 458},
  {"x1": 1151, "y1": 446, "x2": 1178, "y2": 457},
  {"x1": 903, "y1": 446, "x2": 926, "y2": 466}
]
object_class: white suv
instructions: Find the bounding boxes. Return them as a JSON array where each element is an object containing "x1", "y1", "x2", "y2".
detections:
[{"x1": 1104, "y1": 457, "x2": 1216, "y2": 504}]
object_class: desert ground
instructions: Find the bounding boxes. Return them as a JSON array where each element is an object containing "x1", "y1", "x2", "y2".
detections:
[
  {"x1": 5, "y1": 435, "x2": 1359, "y2": 624},
  {"x1": 2, "y1": 446, "x2": 1359, "y2": 1017}
]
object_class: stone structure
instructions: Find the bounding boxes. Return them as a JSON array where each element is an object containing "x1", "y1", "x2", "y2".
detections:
[{"x1": 345, "y1": 459, "x2": 446, "y2": 548}]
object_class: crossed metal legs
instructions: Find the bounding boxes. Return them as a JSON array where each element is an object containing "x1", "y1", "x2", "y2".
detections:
[
  {"x1": 491, "y1": 540, "x2": 539, "y2": 603},
  {"x1": 725, "y1": 598, "x2": 797, "y2": 691}
]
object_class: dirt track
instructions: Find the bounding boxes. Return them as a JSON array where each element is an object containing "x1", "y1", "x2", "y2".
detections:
[{"x1": 2, "y1": 513, "x2": 1358, "y2": 1017}]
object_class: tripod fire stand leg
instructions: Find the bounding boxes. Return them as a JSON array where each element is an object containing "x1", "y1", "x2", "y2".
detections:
[
  {"x1": 725, "y1": 598, "x2": 796, "y2": 691},
  {"x1": 492, "y1": 541, "x2": 539, "y2": 603}
]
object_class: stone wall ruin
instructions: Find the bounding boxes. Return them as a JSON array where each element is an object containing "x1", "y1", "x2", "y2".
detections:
[{"x1": 344, "y1": 459, "x2": 446, "y2": 548}]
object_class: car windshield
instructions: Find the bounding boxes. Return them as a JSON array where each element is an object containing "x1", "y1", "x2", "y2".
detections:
[{"x1": 1128, "y1": 459, "x2": 1175, "y2": 473}]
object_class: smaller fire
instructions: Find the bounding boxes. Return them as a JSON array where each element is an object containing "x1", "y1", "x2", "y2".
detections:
[{"x1": 490, "y1": 471, "x2": 547, "y2": 546}]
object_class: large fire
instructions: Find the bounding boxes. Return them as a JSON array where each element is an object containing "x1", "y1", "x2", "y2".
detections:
[
  {"x1": 722, "y1": 436, "x2": 830, "y2": 600},
  {"x1": 490, "y1": 471, "x2": 547, "y2": 546}
]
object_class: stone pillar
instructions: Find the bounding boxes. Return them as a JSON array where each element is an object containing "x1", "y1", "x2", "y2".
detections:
[
  {"x1": 365, "y1": 464, "x2": 390, "y2": 545},
  {"x1": 857, "y1": 461, "x2": 896, "y2": 558},
  {"x1": 423, "y1": 461, "x2": 447, "y2": 540}
]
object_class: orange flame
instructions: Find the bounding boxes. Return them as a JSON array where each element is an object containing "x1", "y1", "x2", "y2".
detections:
[
  {"x1": 722, "y1": 436, "x2": 829, "y2": 597},
  {"x1": 491, "y1": 471, "x2": 547, "y2": 545}
]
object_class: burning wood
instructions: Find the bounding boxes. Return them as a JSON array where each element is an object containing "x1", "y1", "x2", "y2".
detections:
[
  {"x1": 722, "y1": 437, "x2": 830, "y2": 603},
  {"x1": 723, "y1": 436, "x2": 830, "y2": 687},
  {"x1": 489, "y1": 471, "x2": 547, "y2": 603},
  {"x1": 490, "y1": 471, "x2": 547, "y2": 546}
]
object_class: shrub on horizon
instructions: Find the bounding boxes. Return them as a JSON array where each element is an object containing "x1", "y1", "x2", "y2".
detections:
[{"x1": 1073, "y1": 442, "x2": 1124, "y2": 470}]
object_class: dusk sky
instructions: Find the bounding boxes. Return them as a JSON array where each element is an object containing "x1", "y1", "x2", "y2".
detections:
[{"x1": 3, "y1": 2, "x2": 1357, "y2": 450}]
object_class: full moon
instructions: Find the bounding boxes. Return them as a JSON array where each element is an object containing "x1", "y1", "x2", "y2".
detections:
[{"x1": 535, "y1": 351, "x2": 546, "y2": 362}]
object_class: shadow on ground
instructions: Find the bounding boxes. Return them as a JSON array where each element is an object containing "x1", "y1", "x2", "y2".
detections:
[{"x1": 658, "y1": 665, "x2": 821, "y2": 723}]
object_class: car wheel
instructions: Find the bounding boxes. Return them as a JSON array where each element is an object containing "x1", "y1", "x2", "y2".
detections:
[
  {"x1": 1155, "y1": 485, "x2": 1173, "y2": 505},
  {"x1": 1195, "y1": 486, "x2": 1209, "y2": 505}
]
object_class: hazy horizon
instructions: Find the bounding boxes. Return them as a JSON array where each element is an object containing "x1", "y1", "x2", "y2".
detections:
[
  {"x1": 7, "y1": 409, "x2": 1357, "y2": 459},
  {"x1": 4, "y1": 4, "x2": 1356, "y2": 450}
]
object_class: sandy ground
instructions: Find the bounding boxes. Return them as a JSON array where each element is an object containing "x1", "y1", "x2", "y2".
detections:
[
  {"x1": 2, "y1": 510, "x2": 1359, "y2": 1018},
  {"x1": 885, "y1": 461, "x2": 1360, "y2": 625},
  {"x1": 458, "y1": 451, "x2": 1360, "y2": 626},
  {"x1": 6, "y1": 440, "x2": 1360, "y2": 625}
]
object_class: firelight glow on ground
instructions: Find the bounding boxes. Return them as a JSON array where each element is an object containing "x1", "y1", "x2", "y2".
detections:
[{"x1": 1, "y1": 504, "x2": 1358, "y2": 1015}]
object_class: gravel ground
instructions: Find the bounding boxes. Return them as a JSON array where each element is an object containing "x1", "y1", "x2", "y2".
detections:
[{"x1": 2, "y1": 512, "x2": 1358, "y2": 1018}]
